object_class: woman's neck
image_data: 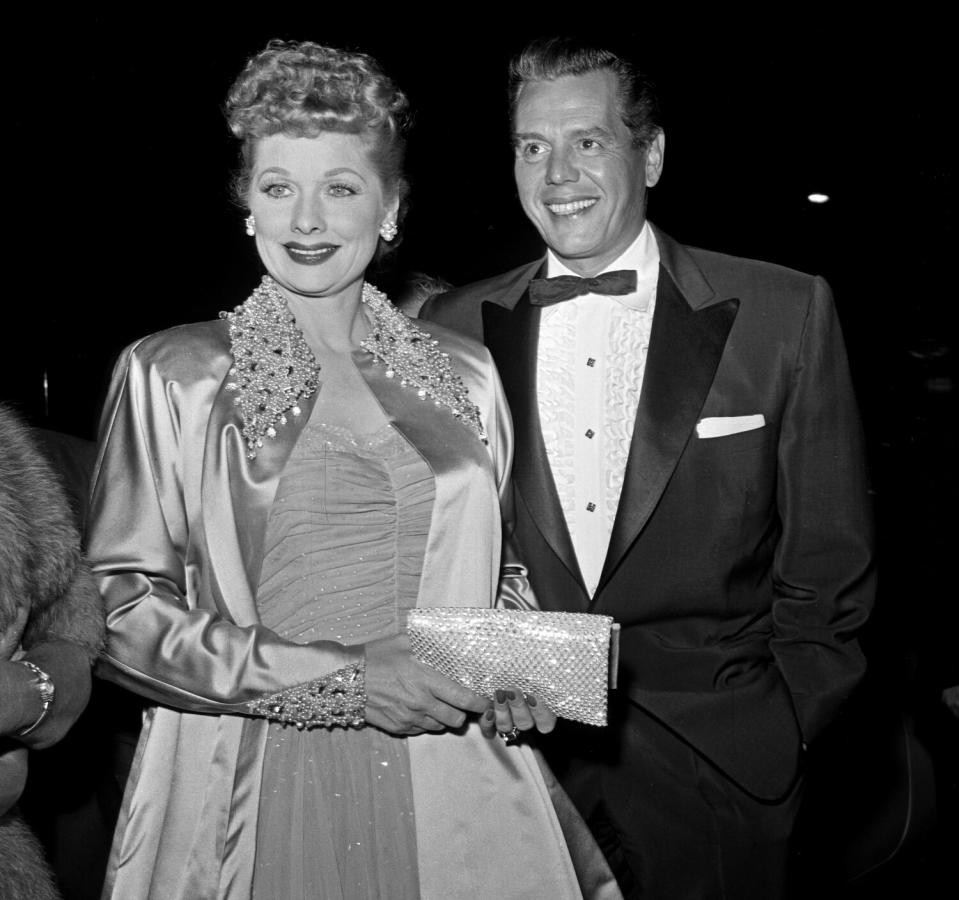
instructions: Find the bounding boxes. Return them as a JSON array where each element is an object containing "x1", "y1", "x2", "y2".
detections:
[{"x1": 282, "y1": 283, "x2": 369, "y2": 357}]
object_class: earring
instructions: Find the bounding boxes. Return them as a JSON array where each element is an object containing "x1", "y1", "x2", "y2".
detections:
[
  {"x1": 379, "y1": 219, "x2": 398, "y2": 242},
  {"x1": 245, "y1": 214, "x2": 256, "y2": 237}
]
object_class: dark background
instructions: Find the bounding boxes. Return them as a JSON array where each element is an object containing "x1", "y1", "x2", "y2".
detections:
[{"x1": 5, "y1": 11, "x2": 956, "y2": 897}]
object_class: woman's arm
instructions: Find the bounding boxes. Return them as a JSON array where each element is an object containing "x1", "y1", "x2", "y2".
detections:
[
  {"x1": 88, "y1": 336, "x2": 487, "y2": 734},
  {"x1": 87, "y1": 338, "x2": 364, "y2": 716},
  {"x1": 479, "y1": 349, "x2": 556, "y2": 736}
]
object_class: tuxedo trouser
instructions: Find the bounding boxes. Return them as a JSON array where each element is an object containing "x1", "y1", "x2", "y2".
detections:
[{"x1": 544, "y1": 699, "x2": 802, "y2": 900}]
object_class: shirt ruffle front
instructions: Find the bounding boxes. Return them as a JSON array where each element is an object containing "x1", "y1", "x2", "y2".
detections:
[{"x1": 537, "y1": 305, "x2": 578, "y2": 521}]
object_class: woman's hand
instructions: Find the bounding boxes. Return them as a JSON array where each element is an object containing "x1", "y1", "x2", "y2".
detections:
[
  {"x1": 364, "y1": 632, "x2": 489, "y2": 735},
  {"x1": 479, "y1": 688, "x2": 557, "y2": 742},
  {"x1": 0, "y1": 605, "x2": 28, "y2": 661}
]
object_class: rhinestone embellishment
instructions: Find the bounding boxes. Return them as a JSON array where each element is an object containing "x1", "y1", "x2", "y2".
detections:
[
  {"x1": 360, "y1": 282, "x2": 487, "y2": 446},
  {"x1": 221, "y1": 276, "x2": 486, "y2": 459}
]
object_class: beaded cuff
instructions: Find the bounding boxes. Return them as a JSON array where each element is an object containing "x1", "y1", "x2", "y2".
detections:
[{"x1": 246, "y1": 662, "x2": 366, "y2": 730}]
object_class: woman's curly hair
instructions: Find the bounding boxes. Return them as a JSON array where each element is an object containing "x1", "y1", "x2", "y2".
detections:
[{"x1": 226, "y1": 40, "x2": 410, "y2": 217}]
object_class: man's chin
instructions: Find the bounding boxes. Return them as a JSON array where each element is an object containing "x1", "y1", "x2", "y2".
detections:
[{"x1": 541, "y1": 228, "x2": 600, "y2": 258}]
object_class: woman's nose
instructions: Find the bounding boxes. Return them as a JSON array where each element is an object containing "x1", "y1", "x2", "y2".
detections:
[{"x1": 292, "y1": 197, "x2": 327, "y2": 234}]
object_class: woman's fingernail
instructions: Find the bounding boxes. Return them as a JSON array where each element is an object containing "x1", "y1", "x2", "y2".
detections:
[
  {"x1": 495, "y1": 690, "x2": 507, "y2": 703},
  {"x1": 527, "y1": 694, "x2": 537, "y2": 707},
  {"x1": 483, "y1": 708, "x2": 495, "y2": 721},
  {"x1": 506, "y1": 690, "x2": 517, "y2": 702}
]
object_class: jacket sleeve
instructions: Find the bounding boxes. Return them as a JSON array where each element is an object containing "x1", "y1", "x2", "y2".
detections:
[
  {"x1": 87, "y1": 341, "x2": 363, "y2": 716},
  {"x1": 769, "y1": 277, "x2": 875, "y2": 743},
  {"x1": 482, "y1": 349, "x2": 539, "y2": 612}
]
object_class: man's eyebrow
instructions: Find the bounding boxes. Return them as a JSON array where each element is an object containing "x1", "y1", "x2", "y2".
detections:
[
  {"x1": 512, "y1": 130, "x2": 547, "y2": 144},
  {"x1": 511, "y1": 125, "x2": 617, "y2": 144},
  {"x1": 571, "y1": 126, "x2": 616, "y2": 141}
]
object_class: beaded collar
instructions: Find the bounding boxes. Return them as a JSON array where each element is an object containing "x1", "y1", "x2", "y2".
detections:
[{"x1": 220, "y1": 276, "x2": 487, "y2": 459}]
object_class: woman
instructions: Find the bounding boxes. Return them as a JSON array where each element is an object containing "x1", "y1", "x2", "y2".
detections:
[
  {"x1": 1, "y1": 404, "x2": 105, "y2": 900},
  {"x1": 87, "y1": 40, "x2": 620, "y2": 899}
]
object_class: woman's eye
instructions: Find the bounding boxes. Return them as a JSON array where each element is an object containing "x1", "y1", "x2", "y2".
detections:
[
  {"x1": 262, "y1": 183, "x2": 292, "y2": 199},
  {"x1": 328, "y1": 183, "x2": 359, "y2": 197}
]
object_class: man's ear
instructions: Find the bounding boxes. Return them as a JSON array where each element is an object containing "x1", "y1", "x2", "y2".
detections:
[{"x1": 645, "y1": 131, "x2": 665, "y2": 188}]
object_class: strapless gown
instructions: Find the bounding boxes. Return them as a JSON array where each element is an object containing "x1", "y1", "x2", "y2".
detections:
[{"x1": 250, "y1": 421, "x2": 432, "y2": 900}]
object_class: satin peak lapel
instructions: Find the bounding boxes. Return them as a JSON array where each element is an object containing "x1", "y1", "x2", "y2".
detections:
[
  {"x1": 201, "y1": 369, "x2": 317, "y2": 626},
  {"x1": 597, "y1": 267, "x2": 739, "y2": 593},
  {"x1": 482, "y1": 293, "x2": 585, "y2": 591}
]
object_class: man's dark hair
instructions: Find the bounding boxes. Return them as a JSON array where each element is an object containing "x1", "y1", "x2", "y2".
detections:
[{"x1": 508, "y1": 37, "x2": 662, "y2": 149}]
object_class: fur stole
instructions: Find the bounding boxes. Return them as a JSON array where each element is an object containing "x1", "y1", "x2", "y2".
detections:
[
  {"x1": 1, "y1": 404, "x2": 105, "y2": 900},
  {"x1": 0, "y1": 404, "x2": 102, "y2": 660},
  {"x1": 0, "y1": 813, "x2": 60, "y2": 900}
]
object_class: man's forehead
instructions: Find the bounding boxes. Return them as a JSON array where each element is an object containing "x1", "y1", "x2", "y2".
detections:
[{"x1": 513, "y1": 71, "x2": 623, "y2": 133}]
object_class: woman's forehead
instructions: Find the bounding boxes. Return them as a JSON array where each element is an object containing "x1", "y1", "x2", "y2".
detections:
[{"x1": 253, "y1": 131, "x2": 373, "y2": 165}]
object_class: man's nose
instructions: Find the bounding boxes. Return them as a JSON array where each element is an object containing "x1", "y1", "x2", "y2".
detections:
[
  {"x1": 546, "y1": 146, "x2": 578, "y2": 185},
  {"x1": 292, "y1": 197, "x2": 327, "y2": 234}
]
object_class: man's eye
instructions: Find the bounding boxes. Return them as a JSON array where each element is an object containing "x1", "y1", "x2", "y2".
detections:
[
  {"x1": 580, "y1": 138, "x2": 600, "y2": 150},
  {"x1": 522, "y1": 143, "x2": 547, "y2": 159}
]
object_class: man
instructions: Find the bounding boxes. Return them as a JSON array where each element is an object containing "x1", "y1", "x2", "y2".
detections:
[{"x1": 421, "y1": 37, "x2": 875, "y2": 899}]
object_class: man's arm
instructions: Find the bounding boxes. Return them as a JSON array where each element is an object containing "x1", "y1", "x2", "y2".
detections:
[{"x1": 769, "y1": 276, "x2": 876, "y2": 744}]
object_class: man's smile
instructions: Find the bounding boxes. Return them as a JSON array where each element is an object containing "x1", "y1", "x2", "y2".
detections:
[{"x1": 545, "y1": 198, "x2": 599, "y2": 216}]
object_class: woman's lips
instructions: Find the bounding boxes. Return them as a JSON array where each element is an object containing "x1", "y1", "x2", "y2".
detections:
[{"x1": 283, "y1": 243, "x2": 338, "y2": 265}]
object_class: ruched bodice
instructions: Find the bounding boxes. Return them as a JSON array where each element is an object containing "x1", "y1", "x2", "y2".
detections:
[{"x1": 252, "y1": 421, "x2": 435, "y2": 900}]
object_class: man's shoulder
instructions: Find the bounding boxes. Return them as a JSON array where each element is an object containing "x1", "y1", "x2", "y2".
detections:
[
  {"x1": 419, "y1": 259, "x2": 543, "y2": 340},
  {"x1": 683, "y1": 244, "x2": 820, "y2": 297}
]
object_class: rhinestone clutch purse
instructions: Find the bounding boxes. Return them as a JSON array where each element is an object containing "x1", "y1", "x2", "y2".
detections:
[{"x1": 407, "y1": 608, "x2": 620, "y2": 726}]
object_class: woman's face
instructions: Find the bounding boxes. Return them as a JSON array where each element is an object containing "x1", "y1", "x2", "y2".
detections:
[{"x1": 248, "y1": 132, "x2": 398, "y2": 301}]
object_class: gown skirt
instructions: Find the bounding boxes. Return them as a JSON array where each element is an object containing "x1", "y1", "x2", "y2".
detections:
[{"x1": 250, "y1": 422, "x2": 432, "y2": 900}]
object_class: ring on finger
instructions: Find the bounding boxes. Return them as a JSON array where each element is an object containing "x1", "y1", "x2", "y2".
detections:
[{"x1": 497, "y1": 726, "x2": 521, "y2": 745}]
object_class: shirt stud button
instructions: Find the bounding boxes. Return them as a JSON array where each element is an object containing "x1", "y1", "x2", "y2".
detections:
[
  {"x1": 585, "y1": 429, "x2": 595, "y2": 439},
  {"x1": 586, "y1": 502, "x2": 596, "y2": 512},
  {"x1": 586, "y1": 358, "x2": 596, "y2": 367}
]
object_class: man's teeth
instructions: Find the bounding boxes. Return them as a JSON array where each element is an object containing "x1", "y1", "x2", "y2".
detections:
[{"x1": 546, "y1": 199, "x2": 597, "y2": 216}]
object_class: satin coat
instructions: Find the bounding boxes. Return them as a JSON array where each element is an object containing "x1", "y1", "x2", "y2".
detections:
[
  {"x1": 421, "y1": 223, "x2": 876, "y2": 803},
  {"x1": 87, "y1": 315, "x2": 620, "y2": 899}
]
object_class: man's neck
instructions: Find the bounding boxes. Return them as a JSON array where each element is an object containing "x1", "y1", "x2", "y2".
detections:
[{"x1": 547, "y1": 221, "x2": 656, "y2": 279}]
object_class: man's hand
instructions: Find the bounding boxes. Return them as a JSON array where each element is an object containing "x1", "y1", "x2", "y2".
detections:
[{"x1": 363, "y1": 632, "x2": 489, "y2": 735}]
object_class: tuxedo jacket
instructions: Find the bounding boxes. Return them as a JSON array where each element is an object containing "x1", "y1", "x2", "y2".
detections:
[{"x1": 421, "y1": 224, "x2": 875, "y2": 801}]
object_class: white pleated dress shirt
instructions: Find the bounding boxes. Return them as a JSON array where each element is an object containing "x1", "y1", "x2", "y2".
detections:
[{"x1": 536, "y1": 223, "x2": 660, "y2": 597}]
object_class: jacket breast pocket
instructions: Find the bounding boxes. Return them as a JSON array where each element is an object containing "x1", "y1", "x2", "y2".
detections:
[
  {"x1": 695, "y1": 421, "x2": 770, "y2": 453},
  {"x1": 688, "y1": 425, "x2": 778, "y2": 548}
]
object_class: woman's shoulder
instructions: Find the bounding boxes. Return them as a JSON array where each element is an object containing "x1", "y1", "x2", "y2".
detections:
[
  {"x1": 413, "y1": 316, "x2": 491, "y2": 367},
  {"x1": 119, "y1": 319, "x2": 232, "y2": 384}
]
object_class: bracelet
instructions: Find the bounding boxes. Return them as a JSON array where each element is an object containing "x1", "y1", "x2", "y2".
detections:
[
  {"x1": 15, "y1": 660, "x2": 56, "y2": 737},
  {"x1": 246, "y1": 662, "x2": 366, "y2": 730}
]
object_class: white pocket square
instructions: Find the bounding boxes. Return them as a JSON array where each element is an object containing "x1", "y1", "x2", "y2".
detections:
[{"x1": 696, "y1": 414, "x2": 766, "y2": 439}]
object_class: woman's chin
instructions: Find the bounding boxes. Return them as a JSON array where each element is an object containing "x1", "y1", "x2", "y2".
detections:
[{"x1": 266, "y1": 266, "x2": 369, "y2": 303}]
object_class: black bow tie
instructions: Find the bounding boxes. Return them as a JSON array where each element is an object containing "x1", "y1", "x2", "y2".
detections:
[{"x1": 528, "y1": 269, "x2": 638, "y2": 307}]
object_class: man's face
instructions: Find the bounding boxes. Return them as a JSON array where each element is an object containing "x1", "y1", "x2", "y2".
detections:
[{"x1": 513, "y1": 70, "x2": 664, "y2": 276}]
